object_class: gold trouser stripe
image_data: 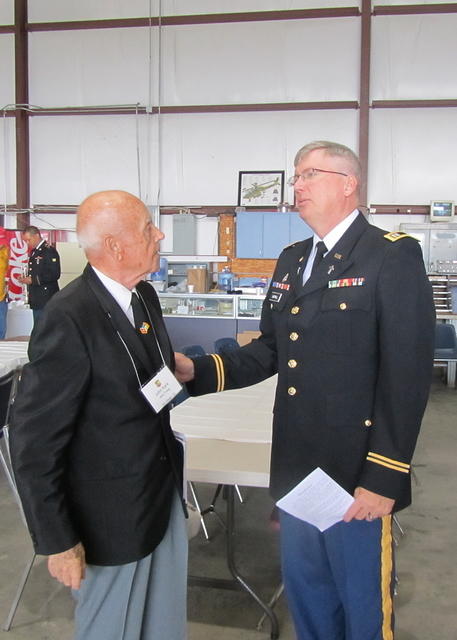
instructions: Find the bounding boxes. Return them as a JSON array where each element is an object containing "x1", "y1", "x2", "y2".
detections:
[
  {"x1": 367, "y1": 456, "x2": 409, "y2": 474},
  {"x1": 381, "y1": 515, "x2": 394, "y2": 640},
  {"x1": 368, "y1": 452, "x2": 410, "y2": 470},
  {"x1": 210, "y1": 353, "x2": 225, "y2": 392}
]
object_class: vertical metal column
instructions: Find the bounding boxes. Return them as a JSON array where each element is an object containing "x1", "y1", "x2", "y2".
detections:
[
  {"x1": 14, "y1": 0, "x2": 30, "y2": 228},
  {"x1": 358, "y1": 0, "x2": 372, "y2": 208}
]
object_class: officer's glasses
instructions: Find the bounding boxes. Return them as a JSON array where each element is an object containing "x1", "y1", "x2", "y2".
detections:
[{"x1": 287, "y1": 168, "x2": 348, "y2": 186}]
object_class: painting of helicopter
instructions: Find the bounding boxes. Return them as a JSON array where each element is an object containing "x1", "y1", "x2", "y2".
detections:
[{"x1": 238, "y1": 170, "x2": 285, "y2": 207}]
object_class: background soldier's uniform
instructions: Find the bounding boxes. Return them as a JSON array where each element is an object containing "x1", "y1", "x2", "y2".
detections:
[
  {"x1": 187, "y1": 212, "x2": 435, "y2": 639},
  {"x1": 27, "y1": 240, "x2": 61, "y2": 310}
]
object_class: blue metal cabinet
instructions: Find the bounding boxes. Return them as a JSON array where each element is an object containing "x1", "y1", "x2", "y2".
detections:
[
  {"x1": 236, "y1": 212, "x2": 264, "y2": 258},
  {"x1": 236, "y1": 211, "x2": 313, "y2": 258},
  {"x1": 263, "y1": 213, "x2": 290, "y2": 258},
  {"x1": 289, "y1": 212, "x2": 313, "y2": 244}
]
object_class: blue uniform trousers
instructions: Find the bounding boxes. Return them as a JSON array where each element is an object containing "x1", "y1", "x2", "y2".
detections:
[{"x1": 279, "y1": 511, "x2": 395, "y2": 640}]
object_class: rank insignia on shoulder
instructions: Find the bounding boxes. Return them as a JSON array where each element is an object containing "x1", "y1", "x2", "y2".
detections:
[
  {"x1": 139, "y1": 322, "x2": 150, "y2": 334},
  {"x1": 384, "y1": 231, "x2": 411, "y2": 242},
  {"x1": 272, "y1": 281, "x2": 290, "y2": 291},
  {"x1": 328, "y1": 277, "x2": 365, "y2": 288}
]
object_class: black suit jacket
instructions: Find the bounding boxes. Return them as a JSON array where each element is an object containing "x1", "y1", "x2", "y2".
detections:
[
  {"x1": 10, "y1": 265, "x2": 184, "y2": 565},
  {"x1": 189, "y1": 214, "x2": 435, "y2": 511}
]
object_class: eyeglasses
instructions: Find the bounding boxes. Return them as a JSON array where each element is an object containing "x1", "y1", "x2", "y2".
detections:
[{"x1": 287, "y1": 168, "x2": 348, "y2": 186}]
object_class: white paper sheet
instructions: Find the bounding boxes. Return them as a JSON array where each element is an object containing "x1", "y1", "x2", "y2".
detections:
[{"x1": 276, "y1": 467, "x2": 355, "y2": 532}]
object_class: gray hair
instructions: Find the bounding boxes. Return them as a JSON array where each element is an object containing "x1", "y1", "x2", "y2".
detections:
[{"x1": 294, "y1": 140, "x2": 361, "y2": 183}]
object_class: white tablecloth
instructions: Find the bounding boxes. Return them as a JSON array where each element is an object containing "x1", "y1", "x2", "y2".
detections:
[
  {"x1": 171, "y1": 375, "x2": 277, "y2": 443},
  {"x1": 0, "y1": 342, "x2": 29, "y2": 378},
  {"x1": 171, "y1": 376, "x2": 277, "y2": 488}
]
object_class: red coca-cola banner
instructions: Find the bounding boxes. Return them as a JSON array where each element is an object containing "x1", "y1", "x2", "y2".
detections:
[
  {"x1": 0, "y1": 229, "x2": 53, "y2": 301},
  {"x1": 5, "y1": 230, "x2": 29, "y2": 300}
]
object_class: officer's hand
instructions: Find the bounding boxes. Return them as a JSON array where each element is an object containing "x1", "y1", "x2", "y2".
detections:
[
  {"x1": 18, "y1": 275, "x2": 32, "y2": 285},
  {"x1": 343, "y1": 487, "x2": 395, "y2": 523},
  {"x1": 47, "y1": 542, "x2": 86, "y2": 590},
  {"x1": 174, "y1": 352, "x2": 195, "y2": 383}
]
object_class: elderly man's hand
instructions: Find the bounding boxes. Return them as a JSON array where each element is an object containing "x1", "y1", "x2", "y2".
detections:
[
  {"x1": 174, "y1": 352, "x2": 195, "y2": 383},
  {"x1": 47, "y1": 542, "x2": 86, "y2": 590},
  {"x1": 343, "y1": 487, "x2": 395, "y2": 523}
]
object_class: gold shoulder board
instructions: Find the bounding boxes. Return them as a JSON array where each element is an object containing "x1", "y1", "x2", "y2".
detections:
[{"x1": 383, "y1": 231, "x2": 411, "y2": 242}]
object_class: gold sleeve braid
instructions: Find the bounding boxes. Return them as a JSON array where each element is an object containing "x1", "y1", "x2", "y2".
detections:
[
  {"x1": 210, "y1": 353, "x2": 225, "y2": 392},
  {"x1": 366, "y1": 451, "x2": 410, "y2": 474}
]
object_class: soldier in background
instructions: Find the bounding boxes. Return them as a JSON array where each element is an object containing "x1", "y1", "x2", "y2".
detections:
[{"x1": 18, "y1": 225, "x2": 61, "y2": 325}]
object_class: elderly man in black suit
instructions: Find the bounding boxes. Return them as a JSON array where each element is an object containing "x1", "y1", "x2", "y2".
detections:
[
  {"x1": 10, "y1": 191, "x2": 187, "y2": 640},
  {"x1": 175, "y1": 141, "x2": 435, "y2": 640}
]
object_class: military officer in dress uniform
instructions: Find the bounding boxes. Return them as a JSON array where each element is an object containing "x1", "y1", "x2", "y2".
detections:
[
  {"x1": 18, "y1": 225, "x2": 61, "y2": 325},
  {"x1": 175, "y1": 141, "x2": 435, "y2": 640}
]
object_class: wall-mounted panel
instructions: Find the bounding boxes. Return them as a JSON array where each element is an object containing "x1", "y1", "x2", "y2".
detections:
[
  {"x1": 372, "y1": 14, "x2": 457, "y2": 100},
  {"x1": 161, "y1": 18, "x2": 360, "y2": 105},
  {"x1": 0, "y1": 1, "x2": 13, "y2": 25},
  {"x1": 28, "y1": 0, "x2": 154, "y2": 22},
  {"x1": 29, "y1": 115, "x2": 157, "y2": 204},
  {"x1": 29, "y1": 28, "x2": 156, "y2": 107},
  {"x1": 368, "y1": 108, "x2": 457, "y2": 205},
  {"x1": 0, "y1": 35, "x2": 15, "y2": 108},
  {"x1": 159, "y1": 109, "x2": 358, "y2": 205},
  {"x1": 0, "y1": 116, "x2": 16, "y2": 205}
]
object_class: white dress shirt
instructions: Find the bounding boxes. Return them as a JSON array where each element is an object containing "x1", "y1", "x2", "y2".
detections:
[
  {"x1": 92, "y1": 266, "x2": 137, "y2": 326},
  {"x1": 302, "y1": 209, "x2": 359, "y2": 284}
]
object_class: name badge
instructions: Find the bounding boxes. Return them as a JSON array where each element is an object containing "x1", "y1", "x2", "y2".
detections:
[
  {"x1": 269, "y1": 291, "x2": 283, "y2": 303},
  {"x1": 141, "y1": 365, "x2": 182, "y2": 413}
]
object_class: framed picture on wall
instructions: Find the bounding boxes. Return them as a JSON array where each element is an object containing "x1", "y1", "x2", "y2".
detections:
[{"x1": 237, "y1": 170, "x2": 285, "y2": 208}]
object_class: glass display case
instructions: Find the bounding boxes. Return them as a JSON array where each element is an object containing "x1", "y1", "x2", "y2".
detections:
[
  {"x1": 237, "y1": 295, "x2": 264, "y2": 319},
  {"x1": 158, "y1": 293, "x2": 235, "y2": 318}
]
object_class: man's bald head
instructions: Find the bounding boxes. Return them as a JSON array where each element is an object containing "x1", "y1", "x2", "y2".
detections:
[
  {"x1": 77, "y1": 190, "x2": 145, "y2": 255},
  {"x1": 76, "y1": 190, "x2": 164, "y2": 289}
]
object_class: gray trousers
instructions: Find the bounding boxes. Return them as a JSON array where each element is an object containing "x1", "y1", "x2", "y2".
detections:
[{"x1": 73, "y1": 492, "x2": 188, "y2": 640}]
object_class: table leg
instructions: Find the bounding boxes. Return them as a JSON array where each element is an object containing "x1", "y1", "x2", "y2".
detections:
[{"x1": 225, "y1": 486, "x2": 280, "y2": 640}]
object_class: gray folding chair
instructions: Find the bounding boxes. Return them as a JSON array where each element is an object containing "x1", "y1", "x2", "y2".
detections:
[{"x1": 0, "y1": 367, "x2": 37, "y2": 632}]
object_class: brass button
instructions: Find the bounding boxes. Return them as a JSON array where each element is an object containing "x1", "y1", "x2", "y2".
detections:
[
  {"x1": 339, "y1": 302, "x2": 347, "y2": 310},
  {"x1": 290, "y1": 332, "x2": 299, "y2": 341},
  {"x1": 288, "y1": 359, "x2": 297, "y2": 368},
  {"x1": 364, "y1": 419, "x2": 372, "y2": 427},
  {"x1": 291, "y1": 306, "x2": 300, "y2": 315},
  {"x1": 288, "y1": 387, "x2": 297, "y2": 396}
]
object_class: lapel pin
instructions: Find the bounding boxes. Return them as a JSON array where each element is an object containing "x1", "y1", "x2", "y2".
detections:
[{"x1": 328, "y1": 265, "x2": 335, "y2": 275}]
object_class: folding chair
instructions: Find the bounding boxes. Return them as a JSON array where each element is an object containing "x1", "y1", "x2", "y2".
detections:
[{"x1": 0, "y1": 367, "x2": 37, "y2": 632}]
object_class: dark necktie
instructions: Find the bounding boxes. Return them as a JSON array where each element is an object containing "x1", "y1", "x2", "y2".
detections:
[
  {"x1": 131, "y1": 292, "x2": 161, "y2": 364},
  {"x1": 310, "y1": 241, "x2": 327, "y2": 276}
]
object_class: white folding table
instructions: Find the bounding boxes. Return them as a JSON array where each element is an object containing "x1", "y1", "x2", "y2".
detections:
[{"x1": 171, "y1": 375, "x2": 280, "y2": 639}]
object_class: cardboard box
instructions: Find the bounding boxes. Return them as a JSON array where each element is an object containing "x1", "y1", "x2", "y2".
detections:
[
  {"x1": 236, "y1": 330, "x2": 261, "y2": 346},
  {"x1": 187, "y1": 267, "x2": 208, "y2": 293}
]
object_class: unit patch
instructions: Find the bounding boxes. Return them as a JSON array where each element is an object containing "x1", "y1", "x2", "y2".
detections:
[{"x1": 328, "y1": 277, "x2": 365, "y2": 288}]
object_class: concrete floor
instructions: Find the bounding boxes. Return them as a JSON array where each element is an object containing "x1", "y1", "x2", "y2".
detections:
[{"x1": 0, "y1": 371, "x2": 456, "y2": 640}]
